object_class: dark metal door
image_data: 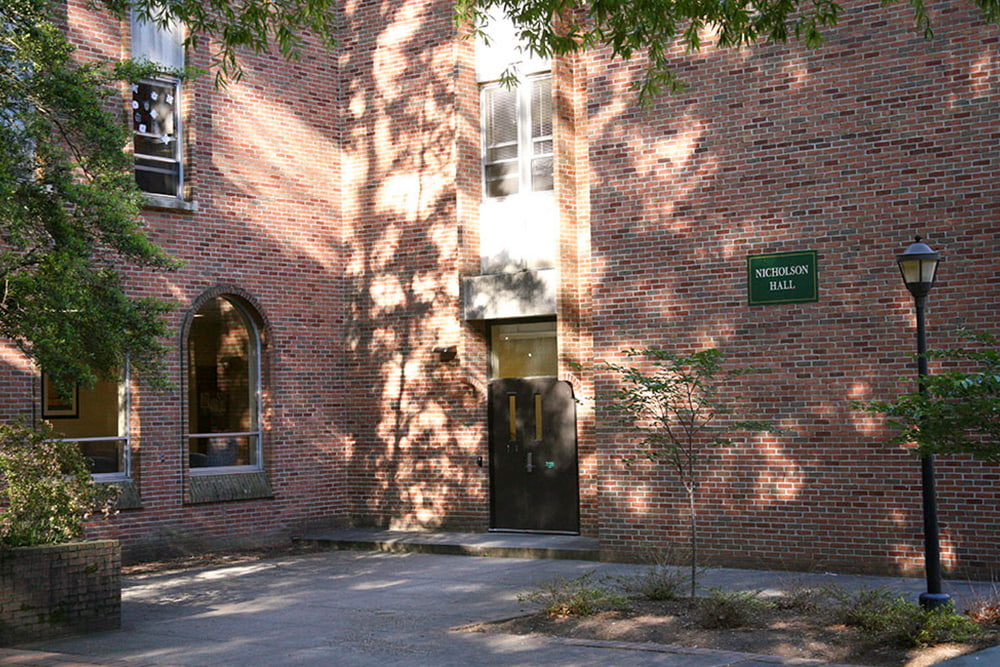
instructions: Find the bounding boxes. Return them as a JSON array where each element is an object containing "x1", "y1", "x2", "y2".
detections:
[{"x1": 489, "y1": 378, "x2": 579, "y2": 533}]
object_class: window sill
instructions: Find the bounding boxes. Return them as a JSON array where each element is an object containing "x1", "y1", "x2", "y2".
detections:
[
  {"x1": 97, "y1": 478, "x2": 142, "y2": 510},
  {"x1": 142, "y1": 193, "x2": 198, "y2": 212},
  {"x1": 187, "y1": 469, "x2": 273, "y2": 504}
]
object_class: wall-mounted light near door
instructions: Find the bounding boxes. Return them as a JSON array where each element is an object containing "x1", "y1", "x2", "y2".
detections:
[{"x1": 433, "y1": 346, "x2": 458, "y2": 363}]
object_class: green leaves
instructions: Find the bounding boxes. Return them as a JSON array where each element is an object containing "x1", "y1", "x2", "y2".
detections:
[
  {"x1": 855, "y1": 331, "x2": 1000, "y2": 463},
  {"x1": 459, "y1": 0, "x2": 970, "y2": 101},
  {"x1": 114, "y1": 0, "x2": 340, "y2": 86},
  {"x1": 603, "y1": 347, "x2": 770, "y2": 475},
  {"x1": 1, "y1": 0, "x2": 177, "y2": 392},
  {"x1": 603, "y1": 346, "x2": 774, "y2": 599},
  {"x1": 0, "y1": 421, "x2": 119, "y2": 547}
]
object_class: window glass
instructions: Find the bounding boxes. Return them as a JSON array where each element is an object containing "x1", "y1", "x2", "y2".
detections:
[
  {"x1": 490, "y1": 320, "x2": 557, "y2": 378},
  {"x1": 530, "y1": 77, "x2": 554, "y2": 192},
  {"x1": 130, "y1": 10, "x2": 184, "y2": 197},
  {"x1": 481, "y1": 74, "x2": 553, "y2": 198},
  {"x1": 42, "y1": 373, "x2": 128, "y2": 476},
  {"x1": 187, "y1": 297, "x2": 261, "y2": 469},
  {"x1": 132, "y1": 78, "x2": 180, "y2": 196},
  {"x1": 483, "y1": 85, "x2": 520, "y2": 197}
]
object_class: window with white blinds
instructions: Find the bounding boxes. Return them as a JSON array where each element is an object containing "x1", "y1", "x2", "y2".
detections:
[{"x1": 482, "y1": 74, "x2": 553, "y2": 198}]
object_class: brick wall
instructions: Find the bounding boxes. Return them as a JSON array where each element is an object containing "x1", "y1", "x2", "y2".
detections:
[
  {"x1": 0, "y1": 540, "x2": 120, "y2": 645},
  {"x1": 2, "y1": 0, "x2": 996, "y2": 576},
  {"x1": 586, "y1": 0, "x2": 1000, "y2": 576},
  {"x1": 36, "y1": 0, "x2": 349, "y2": 558},
  {"x1": 337, "y1": 0, "x2": 492, "y2": 530}
]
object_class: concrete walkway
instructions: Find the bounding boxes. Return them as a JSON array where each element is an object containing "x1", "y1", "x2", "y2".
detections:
[{"x1": 2, "y1": 530, "x2": 998, "y2": 667}]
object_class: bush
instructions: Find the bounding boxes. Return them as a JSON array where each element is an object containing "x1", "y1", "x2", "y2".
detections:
[
  {"x1": 618, "y1": 547, "x2": 695, "y2": 601},
  {"x1": 0, "y1": 421, "x2": 118, "y2": 547},
  {"x1": 774, "y1": 579, "x2": 834, "y2": 613},
  {"x1": 964, "y1": 583, "x2": 1000, "y2": 627},
  {"x1": 832, "y1": 586, "x2": 980, "y2": 648},
  {"x1": 518, "y1": 571, "x2": 626, "y2": 617},
  {"x1": 694, "y1": 589, "x2": 774, "y2": 629}
]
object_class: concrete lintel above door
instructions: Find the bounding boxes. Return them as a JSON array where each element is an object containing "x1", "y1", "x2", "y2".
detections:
[{"x1": 462, "y1": 268, "x2": 557, "y2": 321}]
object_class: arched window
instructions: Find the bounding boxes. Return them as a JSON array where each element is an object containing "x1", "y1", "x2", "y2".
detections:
[{"x1": 186, "y1": 295, "x2": 262, "y2": 470}]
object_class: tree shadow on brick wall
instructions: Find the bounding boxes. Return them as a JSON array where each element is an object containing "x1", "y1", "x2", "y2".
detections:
[
  {"x1": 585, "y1": 0, "x2": 1000, "y2": 577},
  {"x1": 333, "y1": 0, "x2": 488, "y2": 529}
]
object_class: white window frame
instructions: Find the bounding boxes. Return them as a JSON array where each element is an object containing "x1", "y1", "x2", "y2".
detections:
[
  {"x1": 132, "y1": 76, "x2": 183, "y2": 198},
  {"x1": 130, "y1": 9, "x2": 186, "y2": 201},
  {"x1": 480, "y1": 72, "x2": 553, "y2": 199}
]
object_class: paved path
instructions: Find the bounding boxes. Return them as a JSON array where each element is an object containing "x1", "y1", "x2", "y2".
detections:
[{"x1": 2, "y1": 541, "x2": 998, "y2": 666}]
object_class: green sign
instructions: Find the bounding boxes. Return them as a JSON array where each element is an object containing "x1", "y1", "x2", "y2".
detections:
[{"x1": 747, "y1": 251, "x2": 818, "y2": 305}]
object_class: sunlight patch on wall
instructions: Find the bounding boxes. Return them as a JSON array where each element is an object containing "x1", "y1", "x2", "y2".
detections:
[
  {"x1": 781, "y1": 57, "x2": 813, "y2": 90},
  {"x1": 214, "y1": 84, "x2": 340, "y2": 270},
  {"x1": 753, "y1": 437, "x2": 805, "y2": 505},
  {"x1": 376, "y1": 175, "x2": 424, "y2": 217},
  {"x1": 370, "y1": 275, "x2": 407, "y2": 311},
  {"x1": 847, "y1": 381, "x2": 883, "y2": 435},
  {"x1": 643, "y1": 121, "x2": 704, "y2": 179}
]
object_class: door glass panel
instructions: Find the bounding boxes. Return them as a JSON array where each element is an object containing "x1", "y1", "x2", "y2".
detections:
[
  {"x1": 508, "y1": 394, "x2": 517, "y2": 442},
  {"x1": 490, "y1": 321, "x2": 557, "y2": 379},
  {"x1": 534, "y1": 393, "x2": 543, "y2": 440}
]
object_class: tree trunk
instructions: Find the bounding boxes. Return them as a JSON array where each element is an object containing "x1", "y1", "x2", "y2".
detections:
[{"x1": 689, "y1": 484, "x2": 697, "y2": 601}]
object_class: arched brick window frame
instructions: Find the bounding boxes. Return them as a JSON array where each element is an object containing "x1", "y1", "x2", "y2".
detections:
[{"x1": 180, "y1": 286, "x2": 273, "y2": 504}]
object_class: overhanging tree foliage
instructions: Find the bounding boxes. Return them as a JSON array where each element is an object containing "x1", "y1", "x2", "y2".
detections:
[
  {"x1": 4, "y1": 0, "x2": 999, "y2": 391},
  {"x1": 1, "y1": 0, "x2": 179, "y2": 392},
  {"x1": 457, "y1": 0, "x2": 1000, "y2": 97},
  {"x1": 110, "y1": 0, "x2": 339, "y2": 85},
  {"x1": 856, "y1": 331, "x2": 1000, "y2": 463}
]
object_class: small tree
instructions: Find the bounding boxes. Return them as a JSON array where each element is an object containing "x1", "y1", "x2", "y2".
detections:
[
  {"x1": 0, "y1": 422, "x2": 119, "y2": 547},
  {"x1": 604, "y1": 348, "x2": 773, "y2": 600},
  {"x1": 856, "y1": 331, "x2": 1000, "y2": 463}
]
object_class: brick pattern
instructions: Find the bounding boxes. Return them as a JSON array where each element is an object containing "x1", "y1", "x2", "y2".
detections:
[
  {"x1": 34, "y1": 0, "x2": 348, "y2": 557},
  {"x1": 0, "y1": 541, "x2": 120, "y2": 645},
  {"x1": 586, "y1": 0, "x2": 1000, "y2": 576},
  {"x1": 0, "y1": 0, "x2": 996, "y2": 578}
]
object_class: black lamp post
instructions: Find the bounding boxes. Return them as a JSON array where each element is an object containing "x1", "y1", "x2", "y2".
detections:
[{"x1": 896, "y1": 236, "x2": 950, "y2": 610}]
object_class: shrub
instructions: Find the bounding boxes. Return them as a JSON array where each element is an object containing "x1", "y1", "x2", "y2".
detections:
[
  {"x1": 964, "y1": 583, "x2": 1000, "y2": 627},
  {"x1": 694, "y1": 589, "x2": 774, "y2": 629},
  {"x1": 774, "y1": 579, "x2": 834, "y2": 613},
  {"x1": 910, "y1": 607, "x2": 981, "y2": 647},
  {"x1": 0, "y1": 421, "x2": 118, "y2": 547},
  {"x1": 618, "y1": 547, "x2": 695, "y2": 601},
  {"x1": 832, "y1": 586, "x2": 980, "y2": 648},
  {"x1": 518, "y1": 571, "x2": 626, "y2": 617}
]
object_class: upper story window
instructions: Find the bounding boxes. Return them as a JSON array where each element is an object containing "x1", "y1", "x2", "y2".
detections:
[
  {"x1": 130, "y1": 10, "x2": 184, "y2": 199},
  {"x1": 482, "y1": 75, "x2": 553, "y2": 198},
  {"x1": 41, "y1": 370, "x2": 129, "y2": 478},
  {"x1": 186, "y1": 296, "x2": 262, "y2": 471},
  {"x1": 475, "y1": 11, "x2": 553, "y2": 201}
]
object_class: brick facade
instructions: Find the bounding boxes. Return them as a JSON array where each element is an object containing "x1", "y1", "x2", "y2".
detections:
[
  {"x1": 586, "y1": 0, "x2": 1000, "y2": 576},
  {"x1": 0, "y1": 0, "x2": 996, "y2": 576},
  {"x1": 0, "y1": 541, "x2": 121, "y2": 645}
]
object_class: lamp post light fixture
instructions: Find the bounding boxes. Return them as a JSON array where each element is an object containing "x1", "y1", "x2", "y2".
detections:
[{"x1": 896, "y1": 235, "x2": 950, "y2": 610}]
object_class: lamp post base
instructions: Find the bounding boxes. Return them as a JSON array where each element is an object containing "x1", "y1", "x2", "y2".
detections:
[{"x1": 919, "y1": 592, "x2": 952, "y2": 610}]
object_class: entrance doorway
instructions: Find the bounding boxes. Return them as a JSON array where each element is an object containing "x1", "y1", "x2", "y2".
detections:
[{"x1": 488, "y1": 321, "x2": 579, "y2": 533}]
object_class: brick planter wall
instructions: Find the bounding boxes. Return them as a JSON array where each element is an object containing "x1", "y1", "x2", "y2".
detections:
[{"x1": 0, "y1": 540, "x2": 120, "y2": 646}]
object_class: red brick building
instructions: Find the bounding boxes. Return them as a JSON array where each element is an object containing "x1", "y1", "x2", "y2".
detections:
[{"x1": 1, "y1": 0, "x2": 997, "y2": 576}]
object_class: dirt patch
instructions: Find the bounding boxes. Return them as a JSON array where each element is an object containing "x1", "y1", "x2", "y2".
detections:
[{"x1": 462, "y1": 599, "x2": 1000, "y2": 667}]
